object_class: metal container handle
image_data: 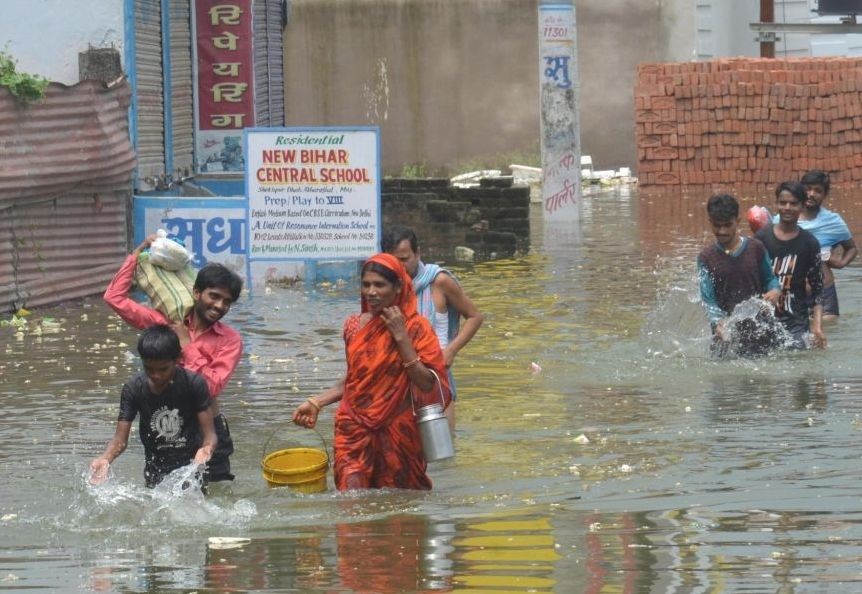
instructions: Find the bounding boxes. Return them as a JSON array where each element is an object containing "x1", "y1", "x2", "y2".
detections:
[
  {"x1": 261, "y1": 421, "x2": 330, "y2": 467},
  {"x1": 411, "y1": 368, "x2": 447, "y2": 416}
]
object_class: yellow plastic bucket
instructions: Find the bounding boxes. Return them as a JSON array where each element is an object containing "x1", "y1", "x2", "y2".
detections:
[
  {"x1": 261, "y1": 426, "x2": 329, "y2": 493},
  {"x1": 261, "y1": 447, "x2": 328, "y2": 493}
]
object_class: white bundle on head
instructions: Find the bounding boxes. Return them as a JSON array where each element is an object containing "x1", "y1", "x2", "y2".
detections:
[{"x1": 148, "y1": 229, "x2": 192, "y2": 271}]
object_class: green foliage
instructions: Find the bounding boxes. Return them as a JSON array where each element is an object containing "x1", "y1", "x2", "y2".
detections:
[
  {"x1": 0, "y1": 50, "x2": 49, "y2": 103},
  {"x1": 399, "y1": 162, "x2": 429, "y2": 178}
]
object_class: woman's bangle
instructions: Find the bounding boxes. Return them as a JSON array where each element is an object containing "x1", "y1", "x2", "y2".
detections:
[
  {"x1": 403, "y1": 357, "x2": 421, "y2": 369},
  {"x1": 307, "y1": 397, "x2": 321, "y2": 412}
]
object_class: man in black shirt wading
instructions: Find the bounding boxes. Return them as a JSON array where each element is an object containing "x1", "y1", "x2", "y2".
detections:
[{"x1": 755, "y1": 181, "x2": 827, "y2": 350}]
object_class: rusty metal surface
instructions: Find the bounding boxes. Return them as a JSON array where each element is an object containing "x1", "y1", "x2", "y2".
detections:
[
  {"x1": 0, "y1": 79, "x2": 135, "y2": 312},
  {"x1": 0, "y1": 190, "x2": 130, "y2": 312},
  {"x1": 0, "y1": 79, "x2": 136, "y2": 210}
]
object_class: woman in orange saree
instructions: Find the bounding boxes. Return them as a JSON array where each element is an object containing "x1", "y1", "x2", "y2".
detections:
[{"x1": 293, "y1": 253, "x2": 451, "y2": 490}]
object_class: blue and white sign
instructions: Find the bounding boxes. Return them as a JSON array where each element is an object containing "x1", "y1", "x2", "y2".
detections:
[{"x1": 133, "y1": 196, "x2": 247, "y2": 278}]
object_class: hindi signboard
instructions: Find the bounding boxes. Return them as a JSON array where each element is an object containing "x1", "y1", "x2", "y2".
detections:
[
  {"x1": 244, "y1": 127, "x2": 381, "y2": 282},
  {"x1": 193, "y1": 0, "x2": 255, "y2": 173}
]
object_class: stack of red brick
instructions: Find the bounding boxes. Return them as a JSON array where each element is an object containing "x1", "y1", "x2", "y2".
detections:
[{"x1": 635, "y1": 57, "x2": 862, "y2": 188}]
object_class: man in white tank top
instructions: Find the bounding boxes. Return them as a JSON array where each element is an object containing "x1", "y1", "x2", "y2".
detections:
[{"x1": 383, "y1": 226, "x2": 484, "y2": 432}]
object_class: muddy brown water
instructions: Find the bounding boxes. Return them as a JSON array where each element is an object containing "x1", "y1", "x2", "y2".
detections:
[{"x1": 3, "y1": 187, "x2": 862, "y2": 592}]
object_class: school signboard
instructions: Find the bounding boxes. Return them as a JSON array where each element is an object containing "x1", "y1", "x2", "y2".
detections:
[{"x1": 244, "y1": 127, "x2": 381, "y2": 283}]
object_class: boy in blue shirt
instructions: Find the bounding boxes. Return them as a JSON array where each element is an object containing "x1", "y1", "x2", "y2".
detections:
[{"x1": 797, "y1": 170, "x2": 857, "y2": 319}]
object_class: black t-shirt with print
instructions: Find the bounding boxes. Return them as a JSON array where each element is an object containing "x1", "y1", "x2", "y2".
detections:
[
  {"x1": 119, "y1": 367, "x2": 210, "y2": 481},
  {"x1": 755, "y1": 226, "x2": 823, "y2": 333}
]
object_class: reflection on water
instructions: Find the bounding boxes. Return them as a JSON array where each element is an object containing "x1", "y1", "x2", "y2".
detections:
[{"x1": 3, "y1": 187, "x2": 862, "y2": 591}]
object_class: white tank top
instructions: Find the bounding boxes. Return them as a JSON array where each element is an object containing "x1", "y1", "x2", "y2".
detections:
[{"x1": 432, "y1": 310, "x2": 449, "y2": 347}]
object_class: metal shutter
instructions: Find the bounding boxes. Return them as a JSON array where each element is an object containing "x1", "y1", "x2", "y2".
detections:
[
  {"x1": 169, "y1": 0, "x2": 195, "y2": 175},
  {"x1": 254, "y1": 0, "x2": 285, "y2": 126},
  {"x1": 135, "y1": 0, "x2": 166, "y2": 186}
]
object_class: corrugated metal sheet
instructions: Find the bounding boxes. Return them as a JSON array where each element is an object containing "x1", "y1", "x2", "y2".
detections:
[
  {"x1": 0, "y1": 80, "x2": 136, "y2": 210},
  {"x1": 0, "y1": 192, "x2": 129, "y2": 311},
  {"x1": 170, "y1": 0, "x2": 195, "y2": 174},
  {"x1": 0, "y1": 80, "x2": 135, "y2": 312},
  {"x1": 255, "y1": 0, "x2": 286, "y2": 126},
  {"x1": 135, "y1": 0, "x2": 166, "y2": 185}
]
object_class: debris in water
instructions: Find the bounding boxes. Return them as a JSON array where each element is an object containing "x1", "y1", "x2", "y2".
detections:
[
  {"x1": 620, "y1": 464, "x2": 633, "y2": 473},
  {"x1": 208, "y1": 536, "x2": 251, "y2": 550},
  {"x1": 573, "y1": 434, "x2": 590, "y2": 445},
  {"x1": 454, "y1": 246, "x2": 475, "y2": 263},
  {"x1": 530, "y1": 361, "x2": 542, "y2": 374},
  {"x1": 1, "y1": 514, "x2": 17, "y2": 521}
]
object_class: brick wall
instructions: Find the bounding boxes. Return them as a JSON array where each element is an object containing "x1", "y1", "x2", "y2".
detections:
[
  {"x1": 381, "y1": 178, "x2": 530, "y2": 261},
  {"x1": 635, "y1": 57, "x2": 862, "y2": 188}
]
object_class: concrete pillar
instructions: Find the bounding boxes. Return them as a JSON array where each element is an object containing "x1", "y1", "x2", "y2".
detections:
[{"x1": 538, "y1": 1, "x2": 580, "y2": 224}]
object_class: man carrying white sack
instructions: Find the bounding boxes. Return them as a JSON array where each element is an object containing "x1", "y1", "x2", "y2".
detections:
[{"x1": 103, "y1": 234, "x2": 243, "y2": 483}]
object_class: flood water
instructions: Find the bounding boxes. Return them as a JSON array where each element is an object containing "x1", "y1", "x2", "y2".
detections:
[{"x1": 4, "y1": 187, "x2": 862, "y2": 592}]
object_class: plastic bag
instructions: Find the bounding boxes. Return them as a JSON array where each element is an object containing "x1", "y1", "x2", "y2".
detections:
[
  {"x1": 148, "y1": 229, "x2": 192, "y2": 271},
  {"x1": 746, "y1": 205, "x2": 772, "y2": 234}
]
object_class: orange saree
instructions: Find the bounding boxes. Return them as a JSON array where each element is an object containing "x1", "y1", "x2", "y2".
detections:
[{"x1": 334, "y1": 253, "x2": 451, "y2": 490}]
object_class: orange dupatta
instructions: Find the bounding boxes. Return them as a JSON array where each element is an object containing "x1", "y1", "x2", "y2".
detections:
[{"x1": 339, "y1": 253, "x2": 450, "y2": 430}]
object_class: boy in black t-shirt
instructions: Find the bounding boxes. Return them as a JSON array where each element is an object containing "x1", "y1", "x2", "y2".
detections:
[
  {"x1": 755, "y1": 181, "x2": 827, "y2": 349},
  {"x1": 89, "y1": 325, "x2": 217, "y2": 487}
]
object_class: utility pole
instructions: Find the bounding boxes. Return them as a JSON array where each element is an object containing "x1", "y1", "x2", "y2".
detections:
[
  {"x1": 538, "y1": 0, "x2": 580, "y2": 225},
  {"x1": 760, "y1": 0, "x2": 776, "y2": 57}
]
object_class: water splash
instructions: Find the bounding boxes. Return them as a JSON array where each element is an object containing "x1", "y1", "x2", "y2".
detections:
[
  {"x1": 714, "y1": 297, "x2": 797, "y2": 359},
  {"x1": 78, "y1": 463, "x2": 257, "y2": 530},
  {"x1": 643, "y1": 285, "x2": 712, "y2": 360}
]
